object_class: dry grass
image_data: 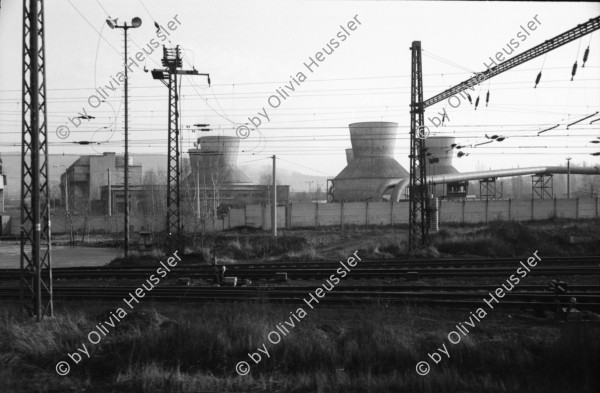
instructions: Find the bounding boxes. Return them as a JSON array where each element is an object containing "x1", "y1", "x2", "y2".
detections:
[
  {"x1": 354, "y1": 219, "x2": 600, "y2": 259},
  {"x1": 107, "y1": 219, "x2": 600, "y2": 266},
  {"x1": 0, "y1": 302, "x2": 598, "y2": 393}
]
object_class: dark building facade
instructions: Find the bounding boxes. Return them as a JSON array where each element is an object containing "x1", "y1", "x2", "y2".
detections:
[{"x1": 59, "y1": 152, "x2": 142, "y2": 214}]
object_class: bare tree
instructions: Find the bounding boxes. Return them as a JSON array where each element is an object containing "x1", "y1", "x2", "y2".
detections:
[
  {"x1": 141, "y1": 168, "x2": 167, "y2": 233},
  {"x1": 259, "y1": 165, "x2": 273, "y2": 186},
  {"x1": 576, "y1": 175, "x2": 600, "y2": 197},
  {"x1": 259, "y1": 165, "x2": 280, "y2": 204}
]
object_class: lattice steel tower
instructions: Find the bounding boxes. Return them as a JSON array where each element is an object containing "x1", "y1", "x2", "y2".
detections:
[
  {"x1": 152, "y1": 46, "x2": 209, "y2": 247},
  {"x1": 408, "y1": 16, "x2": 600, "y2": 251},
  {"x1": 21, "y1": 0, "x2": 53, "y2": 320},
  {"x1": 408, "y1": 41, "x2": 428, "y2": 250}
]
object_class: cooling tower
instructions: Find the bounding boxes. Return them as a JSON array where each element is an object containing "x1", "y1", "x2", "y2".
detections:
[
  {"x1": 423, "y1": 136, "x2": 461, "y2": 197},
  {"x1": 188, "y1": 136, "x2": 251, "y2": 185},
  {"x1": 424, "y1": 136, "x2": 459, "y2": 176},
  {"x1": 345, "y1": 149, "x2": 354, "y2": 164},
  {"x1": 332, "y1": 122, "x2": 409, "y2": 201}
]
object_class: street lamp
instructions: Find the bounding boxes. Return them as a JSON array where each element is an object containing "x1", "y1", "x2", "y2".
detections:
[
  {"x1": 106, "y1": 16, "x2": 142, "y2": 257},
  {"x1": 566, "y1": 157, "x2": 572, "y2": 199}
]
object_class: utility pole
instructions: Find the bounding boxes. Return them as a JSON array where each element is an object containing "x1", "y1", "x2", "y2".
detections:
[
  {"x1": 196, "y1": 165, "x2": 200, "y2": 219},
  {"x1": 272, "y1": 155, "x2": 277, "y2": 237},
  {"x1": 65, "y1": 172, "x2": 69, "y2": 215},
  {"x1": 107, "y1": 168, "x2": 111, "y2": 216},
  {"x1": 305, "y1": 180, "x2": 314, "y2": 200},
  {"x1": 408, "y1": 41, "x2": 428, "y2": 251},
  {"x1": 151, "y1": 46, "x2": 210, "y2": 249},
  {"x1": 106, "y1": 16, "x2": 142, "y2": 257},
  {"x1": 566, "y1": 157, "x2": 572, "y2": 198},
  {"x1": 21, "y1": 0, "x2": 53, "y2": 320}
]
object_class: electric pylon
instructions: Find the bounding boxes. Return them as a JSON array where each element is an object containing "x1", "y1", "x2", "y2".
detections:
[{"x1": 21, "y1": 0, "x2": 53, "y2": 320}]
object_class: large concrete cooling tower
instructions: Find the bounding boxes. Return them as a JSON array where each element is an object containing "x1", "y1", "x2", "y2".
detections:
[
  {"x1": 332, "y1": 122, "x2": 409, "y2": 201},
  {"x1": 424, "y1": 136, "x2": 459, "y2": 176},
  {"x1": 345, "y1": 148, "x2": 354, "y2": 165},
  {"x1": 188, "y1": 136, "x2": 251, "y2": 185},
  {"x1": 424, "y1": 136, "x2": 461, "y2": 197}
]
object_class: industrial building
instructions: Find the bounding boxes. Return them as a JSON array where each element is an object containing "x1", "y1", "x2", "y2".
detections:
[
  {"x1": 99, "y1": 184, "x2": 167, "y2": 216},
  {"x1": 59, "y1": 152, "x2": 142, "y2": 214},
  {"x1": 187, "y1": 135, "x2": 289, "y2": 210}
]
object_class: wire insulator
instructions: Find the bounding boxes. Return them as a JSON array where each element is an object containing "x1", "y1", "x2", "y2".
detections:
[
  {"x1": 486, "y1": 90, "x2": 490, "y2": 106},
  {"x1": 583, "y1": 46, "x2": 589, "y2": 68},
  {"x1": 474, "y1": 96, "x2": 480, "y2": 110},
  {"x1": 571, "y1": 61, "x2": 578, "y2": 81},
  {"x1": 467, "y1": 93, "x2": 472, "y2": 104},
  {"x1": 534, "y1": 71, "x2": 542, "y2": 88}
]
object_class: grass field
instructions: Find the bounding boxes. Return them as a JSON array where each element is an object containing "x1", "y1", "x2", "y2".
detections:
[
  {"x1": 3, "y1": 219, "x2": 599, "y2": 392},
  {"x1": 1, "y1": 301, "x2": 599, "y2": 393},
  {"x1": 108, "y1": 219, "x2": 600, "y2": 266}
]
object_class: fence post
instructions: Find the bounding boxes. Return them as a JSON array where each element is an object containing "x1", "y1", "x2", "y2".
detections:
[
  {"x1": 485, "y1": 198, "x2": 489, "y2": 223},
  {"x1": 531, "y1": 198, "x2": 534, "y2": 221},
  {"x1": 462, "y1": 199, "x2": 466, "y2": 224},
  {"x1": 508, "y1": 198, "x2": 511, "y2": 220},
  {"x1": 390, "y1": 201, "x2": 394, "y2": 226},
  {"x1": 553, "y1": 197, "x2": 557, "y2": 219},
  {"x1": 341, "y1": 202, "x2": 344, "y2": 228},
  {"x1": 315, "y1": 203, "x2": 319, "y2": 229}
]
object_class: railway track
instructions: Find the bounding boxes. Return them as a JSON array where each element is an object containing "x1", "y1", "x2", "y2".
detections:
[
  {"x1": 1, "y1": 256, "x2": 597, "y2": 280},
  {"x1": 2, "y1": 285, "x2": 599, "y2": 310}
]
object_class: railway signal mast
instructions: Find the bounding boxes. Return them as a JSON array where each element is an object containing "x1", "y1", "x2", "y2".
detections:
[
  {"x1": 408, "y1": 15, "x2": 600, "y2": 251},
  {"x1": 21, "y1": 0, "x2": 53, "y2": 320},
  {"x1": 151, "y1": 46, "x2": 210, "y2": 248},
  {"x1": 408, "y1": 41, "x2": 428, "y2": 252}
]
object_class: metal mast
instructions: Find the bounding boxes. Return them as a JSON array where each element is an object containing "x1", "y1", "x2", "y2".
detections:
[
  {"x1": 21, "y1": 0, "x2": 53, "y2": 320},
  {"x1": 408, "y1": 15, "x2": 600, "y2": 251},
  {"x1": 152, "y1": 46, "x2": 209, "y2": 248},
  {"x1": 408, "y1": 41, "x2": 428, "y2": 251},
  {"x1": 105, "y1": 16, "x2": 142, "y2": 257},
  {"x1": 423, "y1": 16, "x2": 600, "y2": 109}
]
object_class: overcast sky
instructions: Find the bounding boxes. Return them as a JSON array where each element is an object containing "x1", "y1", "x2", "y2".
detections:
[{"x1": 1, "y1": 0, "x2": 599, "y2": 176}]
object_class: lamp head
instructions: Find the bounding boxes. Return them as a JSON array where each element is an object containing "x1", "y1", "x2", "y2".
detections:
[
  {"x1": 106, "y1": 18, "x2": 117, "y2": 29},
  {"x1": 131, "y1": 17, "x2": 142, "y2": 28}
]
